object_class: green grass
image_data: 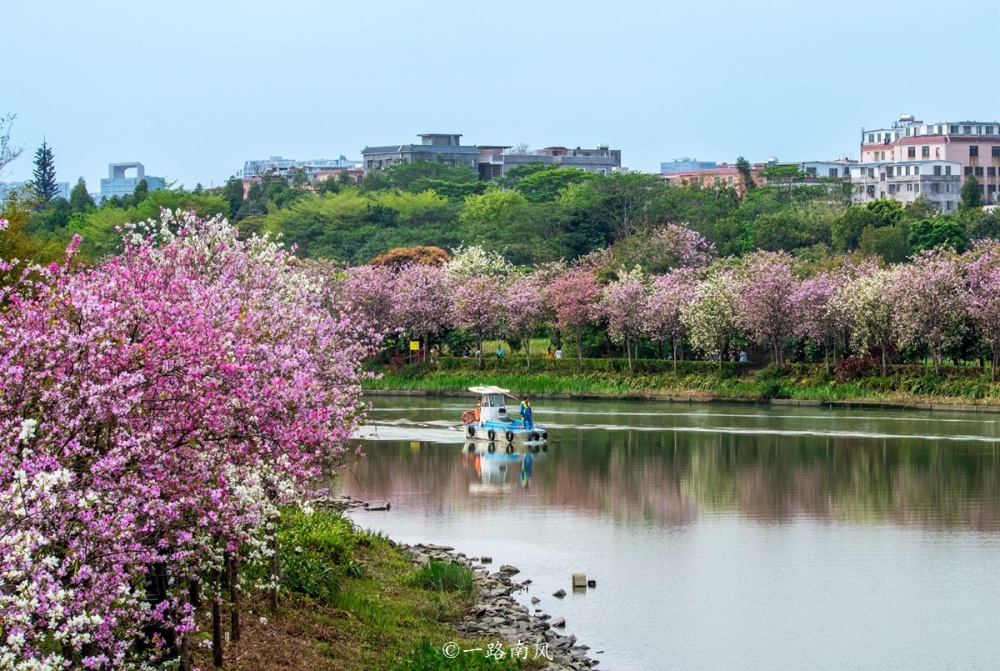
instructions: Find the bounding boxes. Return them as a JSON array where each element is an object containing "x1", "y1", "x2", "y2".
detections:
[
  {"x1": 366, "y1": 357, "x2": 1000, "y2": 408},
  {"x1": 192, "y1": 507, "x2": 544, "y2": 671},
  {"x1": 412, "y1": 559, "x2": 476, "y2": 598}
]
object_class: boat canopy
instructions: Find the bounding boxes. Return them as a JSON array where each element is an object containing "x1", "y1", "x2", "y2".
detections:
[{"x1": 468, "y1": 385, "x2": 510, "y2": 395}]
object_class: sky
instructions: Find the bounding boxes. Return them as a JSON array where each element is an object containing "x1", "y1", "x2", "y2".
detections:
[{"x1": 3, "y1": 0, "x2": 1000, "y2": 191}]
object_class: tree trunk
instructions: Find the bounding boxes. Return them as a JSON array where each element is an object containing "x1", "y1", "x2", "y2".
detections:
[
  {"x1": 672, "y1": 336, "x2": 679, "y2": 374},
  {"x1": 525, "y1": 334, "x2": 531, "y2": 371},
  {"x1": 212, "y1": 570, "x2": 224, "y2": 667},
  {"x1": 230, "y1": 551, "x2": 241, "y2": 642},
  {"x1": 268, "y1": 520, "x2": 281, "y2": 612},
  {"x1": 575, "y1": 326, "x2": 583, "y2": 365},
  {"x1": 477, "y1": 334, "x2": 484, "y2": 371},
  {"x1": 881, "y1": 346, "x2": 887, "y2": 377}
]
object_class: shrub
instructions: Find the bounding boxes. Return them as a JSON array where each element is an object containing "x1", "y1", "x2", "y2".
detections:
[
  {"x1": 835, "y1": 355, "x2": 879, "y2": 382},
  {"x1": 412, "y1": 560, "x2": 475, "y2": 597}
]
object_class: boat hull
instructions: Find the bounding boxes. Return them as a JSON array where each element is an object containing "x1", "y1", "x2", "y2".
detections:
[{"x1": 462, "y1": 422, "x2": 547, "y2": 444}]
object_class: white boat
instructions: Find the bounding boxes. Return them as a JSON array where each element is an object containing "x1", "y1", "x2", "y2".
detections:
[{"x1": 460, "y1": 385, "x2": 547, "y2": 444}]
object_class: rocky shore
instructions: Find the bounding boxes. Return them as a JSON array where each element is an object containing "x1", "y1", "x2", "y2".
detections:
[
  {"x1": 402, "y1": 542, "x2": 601, "y2": 671},
  {"x1": 318, "y1": 495, "x2": 602, "y2": 669}
]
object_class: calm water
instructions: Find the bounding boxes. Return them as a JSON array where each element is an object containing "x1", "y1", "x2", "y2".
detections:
[{"x1": 340, "y1": 397, "x2": 1000, "y2": 671}]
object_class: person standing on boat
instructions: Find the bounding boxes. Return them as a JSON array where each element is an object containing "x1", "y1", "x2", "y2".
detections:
[{"x1": 519, "y1": 396, "x2": 533, "y2": 429}]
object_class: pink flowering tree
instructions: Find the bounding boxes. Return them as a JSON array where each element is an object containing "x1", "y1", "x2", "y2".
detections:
[
  {"x1": 645, "y1": 267, "x2": 698, "y2": 371},
  {"x1": 644, "y1": 223, "x2": 717, "y2": 271},
  {"x1": 505, "y1": 271, "x2": 552, "y2": 370},
  {"x1": 546, "y1": 267, "x2": 602, "y2": 364},
  {"x1": 965, "y1": 240, "x2": 1000, "y2": 381},
  {"x1": 392, "y1": 262, "x2": 452, "y2": 360},
  {"x1": 733, "y1": 251, "x2": 800, "y2": 365},
  {"x1": 337, "y1": 263, "x2": 397, "y2": 345},
  {"x1": 0, "y1": 211, "x2": 372, "y2": 668},
  {"x1": 601, "y1": 267, "x2": 649, "y2": 373},
  {"x1": 794, "y1": 269, "x2": 847, "y2": 373},
  {"x1": 891, "y1": 248, "x2": 969, "y2": 374},
  {"x1": 450, "y1": 273, "x2": 503, "y2": 369}
]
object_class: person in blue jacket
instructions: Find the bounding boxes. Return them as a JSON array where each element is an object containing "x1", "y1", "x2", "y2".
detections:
[{"x1": 519, "y1": 396, "x2": 533, "y2": 429}]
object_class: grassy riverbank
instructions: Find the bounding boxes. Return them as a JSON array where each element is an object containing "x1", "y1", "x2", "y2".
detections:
[
  {"x1": 190, "y1": 508, "x2": 534, "y2": 671},
  {"x1": 365, "y1": 357, "x2": 1000, "y2": 410}
]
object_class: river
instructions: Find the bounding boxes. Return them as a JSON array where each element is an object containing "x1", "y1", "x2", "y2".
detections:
[{"x1": 340, "y1": 396, "x2": 1000, "y2": 671}]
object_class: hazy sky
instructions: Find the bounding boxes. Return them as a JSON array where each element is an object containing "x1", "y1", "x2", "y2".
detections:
[{"x1": 3, "y1": 0, "x2": 1000, "y2": 191}]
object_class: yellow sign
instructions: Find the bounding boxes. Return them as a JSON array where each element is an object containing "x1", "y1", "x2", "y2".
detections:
[{"x1": 409, "y1": 341, "x2": 420, "y2": 351}]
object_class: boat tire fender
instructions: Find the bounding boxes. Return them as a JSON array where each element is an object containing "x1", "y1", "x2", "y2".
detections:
[
  {"x1": 529, "y1": 433, "x2": 540, "y2": 442},
  {"x1": 487, "y1": 429, "x2": 496, "y2": 441},
  {"x1": 505, "y1": 431, "x2": 514, "y2": 442},
  {"x1": 466, "y1": 425, "x2": 476, "y2": 438}
]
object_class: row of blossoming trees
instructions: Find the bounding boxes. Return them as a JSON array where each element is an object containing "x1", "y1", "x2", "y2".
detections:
[
  {"x1": 0, "y1": 213, "x2": 378, "y2": 669},
  {"x1": 336, "y1": 224, "x2": 1000, "y2": 379}
]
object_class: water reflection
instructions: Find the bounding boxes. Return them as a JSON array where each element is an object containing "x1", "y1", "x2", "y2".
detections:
[
  {"x1": 343, "y1": 400, "x2": 1000, "y2": 531},
  {"x1": 461, "y1": 442, "x2": 547, "y2": 493},
  {"x1": 343, "y1": 398, "x2": 1000, "y2": 671}
]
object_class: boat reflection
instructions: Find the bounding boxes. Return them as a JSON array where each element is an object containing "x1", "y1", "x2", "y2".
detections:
[{"x1": 462, "y1": 441, "x2": 547, "y2": 494}]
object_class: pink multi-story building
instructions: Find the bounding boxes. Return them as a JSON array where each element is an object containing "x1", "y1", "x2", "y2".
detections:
[{"x1": 861, "y1": 115, "x2": 1000, "y2": 203}]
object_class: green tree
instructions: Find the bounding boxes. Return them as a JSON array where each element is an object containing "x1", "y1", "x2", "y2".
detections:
[
  {"x1": 908, "y1": 217, "x2": 967, "y2": 254},
  {"x1": 459, "y1": 187, "x2": 527, "y2": 240},
  {"x1": 831, "y1": 205, "x2": 878, "y2": 251},
  {"x1": 960, "y1": 174, "x2": 984, "y2": 212},
  {"x1": 735, "y1": 156, "x2": 755, "y2": 196},
  {"x1": 866, "y1": 198, "x2": 903, "y2": 227},
  {"x1": 859, "y1": 224, "x2": 908, "y2": 263},
  {"x1": 581, "y1": 172, "x2": 662, "y2": 239},
  {"x1": 31, "y1": 139, "x2": 58, "y2": 205},
  {"x1": 132, "y1": 178, "x2": 149, "y2": 204},
  {"x1": 968, "y1": 208, "x2": 1000, "y2": 241},
  {"x1": 69, "y1": 178, "x2": 94, "y2": 212},
  {"x1": 315, "y1": 175, "x2": 340, "y2": 196},
  {"x1": 901, "y1": 195, "x2": 937, "y2": 223},
  {"x1": 510, "y1": 166, "x2": 593, "y2": 202},
  {"x1": 497, "y1": 161, "x2": 552, "y2": 189},
  {"x1": 221, "y1": 177, "x2": 244, "y2": 218},
  {"x1": 290, "y1": 169, "x2": 309, "y2": 189},
  {"x1": 382, "y1": 159, "x2": 479, "y2": 193},
  {"x1": 28, "y1": 197, "x2": 71, "y2": 233}
]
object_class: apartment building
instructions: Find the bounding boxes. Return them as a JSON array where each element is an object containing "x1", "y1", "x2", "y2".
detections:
[
  {"x1": 477, "y1": 145, "x2": 622, "y2": 180},
  {"x1": 361, "y1": 134, "x2": 480, "y2": 173},
  {"x1": 850, "y1": 160, "x2": 962, "y2": 212},
  {"x1": 861, "y1": 115, "x2": 1000, "y2": 203}
]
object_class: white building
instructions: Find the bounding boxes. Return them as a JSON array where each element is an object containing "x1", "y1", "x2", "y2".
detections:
[{"x1": 849, "y1": 160, "x2": 962, "y2": 212}]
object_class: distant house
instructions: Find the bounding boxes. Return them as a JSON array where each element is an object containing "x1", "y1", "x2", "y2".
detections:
[
  {"x1": 478, "y1": 145, "x2": 622, "y2": 180},
  {"x1": 361, "y1": 134, "x2": 480, "y2": 173},
  {"x1": 662, "y1": 159, "x2": 852, "y2": 197},
  {"x1": 661, "y1": 158, "x2": 717, "y2": 174},
  {"x1": 239, "y1": 155, "x2": 363, "y2": 196},
  {"x1": 362, "y1": 133, "x2": 624, "y2": 180}
]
